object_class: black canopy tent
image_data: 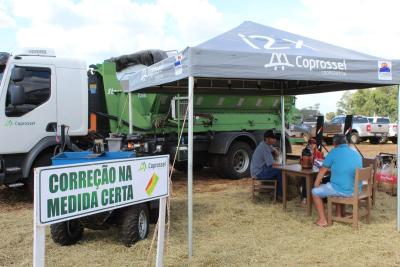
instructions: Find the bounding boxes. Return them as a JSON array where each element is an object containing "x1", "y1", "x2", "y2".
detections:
[{"x1": 121, "y1": 21, "x2": 400, "y2": 257}]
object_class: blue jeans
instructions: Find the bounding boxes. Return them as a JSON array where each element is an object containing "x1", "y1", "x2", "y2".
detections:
[{"x1": 255, "y1": 166, "x2": 282, "y2": 195}]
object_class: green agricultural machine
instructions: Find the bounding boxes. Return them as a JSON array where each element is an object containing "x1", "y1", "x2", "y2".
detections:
[{"x1": 88, "y1": 52, "x2": 296, "y2": 178}]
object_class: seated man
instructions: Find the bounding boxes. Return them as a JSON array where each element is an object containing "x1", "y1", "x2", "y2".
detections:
[
  {"x1": 250, "y1": 130, "x2": 282, "y2": 195},
  {"x1": 312, "y1": 134, "x2": 362, "y2": 227}
]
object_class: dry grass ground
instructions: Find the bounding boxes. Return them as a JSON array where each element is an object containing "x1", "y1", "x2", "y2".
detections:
[{"x1": 0, "y1": 144, "x2": 399, "y2": 266}]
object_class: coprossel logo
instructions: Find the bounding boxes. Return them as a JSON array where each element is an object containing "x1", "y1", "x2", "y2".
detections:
[
  {"x1": 264, "y1": 53, "x2": 294, "y2": 71},
  {"x1": 139, "y1": 162, "x2": 147, "y2": 172},
  {"x1": 4, "y1": 120, "x2": 12, "y2": 127}
]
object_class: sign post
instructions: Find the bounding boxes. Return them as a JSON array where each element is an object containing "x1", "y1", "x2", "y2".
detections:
[{"x1": 33, "y1": 155, "x2": 169, "y2": 266}]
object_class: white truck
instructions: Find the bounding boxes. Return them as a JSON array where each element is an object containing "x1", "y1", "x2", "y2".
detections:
[
  {"x1": 324, "y1": 115, "x2": 389, "y2": 144},
  {"x1": 367, "y1": 117, "x2": 396, "y2": 144},
  {"x1": 0, "y1": 49, "x2": 160, "y2": 246},
  {"x1": 0, "y1": 49, "x2": 88, "y2": 194}
]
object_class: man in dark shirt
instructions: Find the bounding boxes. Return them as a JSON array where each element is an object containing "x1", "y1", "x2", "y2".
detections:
[{"x1": 250, "y1": 130, "x2": 282, "y2": 194}]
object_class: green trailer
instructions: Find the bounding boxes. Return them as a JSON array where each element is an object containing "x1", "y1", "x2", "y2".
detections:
[{"x1": 88, "y1": 57, "x2": 297, "y2": 179}]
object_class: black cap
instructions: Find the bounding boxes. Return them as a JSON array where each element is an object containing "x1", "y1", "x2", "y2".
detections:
[{"x1": 264, "y1": 130, "x2": 277, "y2": 139}]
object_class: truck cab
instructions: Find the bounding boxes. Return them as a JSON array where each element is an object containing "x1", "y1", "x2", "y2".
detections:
[{"x1": 0, "y1": 49, "x2": 88, "y2": 189}]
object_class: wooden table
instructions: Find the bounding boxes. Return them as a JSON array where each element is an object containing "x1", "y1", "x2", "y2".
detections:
[{"x1": 274, "y1": 164, "x2": 320, "y2": 216}]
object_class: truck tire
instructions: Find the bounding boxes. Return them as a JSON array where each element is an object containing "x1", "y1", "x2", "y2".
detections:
[
  {"x1": 221, "y1": 141, "x2": 252, "y2": 179},
  {"x1": 369, "y1": 137, "x2": 380, "y2": 145},
  {"x1": 50, "y1": 220, "x2": 84, "y2": 246},
  {"x1": 391, "y1": 137, "x2": 397, "y2": 144},
  {"x1": 26, "y1": 152, "x2": 53, "y2": 198},
  {"x1": 121, "y1": 204, "x2": 149, "y2": 247},
  {"x1": 350, "y1": 132, "x2": 360, "y2": 144}
]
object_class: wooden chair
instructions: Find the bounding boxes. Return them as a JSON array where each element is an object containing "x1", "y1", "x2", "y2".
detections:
[
  {"x1": 327, "y1": 166, "x2": 373, "y2": 229},
  {"x1": 362, "y1": 157, "x2": 378, "y2": 206},
  {"x1": 251, "y1": 177, "x2": 277, "y2": 203}
]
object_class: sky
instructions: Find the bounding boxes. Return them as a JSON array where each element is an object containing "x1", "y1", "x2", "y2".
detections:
[{"x1": 1, "y1": 0, "x2": 399, "y2": 114}]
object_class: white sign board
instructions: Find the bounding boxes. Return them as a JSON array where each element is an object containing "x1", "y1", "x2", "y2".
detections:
[
  {"x1": 33, "y1": 154, "x2": 169, "y2": 267},
  {"x1": 36, "y1": 155, "x2": 169, "y2": 225}
]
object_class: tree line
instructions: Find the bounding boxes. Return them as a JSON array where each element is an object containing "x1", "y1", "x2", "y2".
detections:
[
  {"x1": 289, "y1": 86, "x2": 398, "y2": 124},
  {"x1": 331, "y1": 86, "x2": 398, "y2": 121}
]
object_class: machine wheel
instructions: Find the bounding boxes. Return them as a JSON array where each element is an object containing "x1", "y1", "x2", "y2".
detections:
[
  {"x1": 221, "y1": 142, "x2": 252, "y2": 179},
  {"x1": 350, "y1": 132, "x2": 360, "y2": 144},
  {"x1": 369, "y1": 137, "x2": 380, "y2": 145},
  {"x1": 26, "y1": 152, "x2": 53, "y2": 198},
  {"x1": 121, "y1": 204, "x2": 149, "y2": 247},
  {"x1": 50, "y1": 220, "x2": 84, "y2": 246}
]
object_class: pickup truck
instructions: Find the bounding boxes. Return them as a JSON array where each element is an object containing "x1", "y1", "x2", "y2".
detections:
[
  {"x1": 367, "y1": 117, "x2": 397, "y2": 144},
  {"x1": 324, "y1": 115, "x2": 388, "y2": 144}
]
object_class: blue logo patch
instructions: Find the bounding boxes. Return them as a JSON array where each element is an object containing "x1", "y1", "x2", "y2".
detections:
[{"x1": 378, "y1": 60, "x2": 392, "y2": 81}]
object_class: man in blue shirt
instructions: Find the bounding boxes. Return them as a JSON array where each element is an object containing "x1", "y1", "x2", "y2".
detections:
[
  {"x1": 250, "y1": 130, "x2": 282, "y2": 194},
  {"x1": 312, "y1": 134, "x2": 362, "y2": 227}
]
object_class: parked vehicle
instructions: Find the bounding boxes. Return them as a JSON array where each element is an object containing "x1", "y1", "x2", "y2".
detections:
[
  {"x1": 367, "y1": 117, "x2": 397, "y2": 144},
  {"x1": 324, "y1": 115, "x2": 388, "y2": 144}
]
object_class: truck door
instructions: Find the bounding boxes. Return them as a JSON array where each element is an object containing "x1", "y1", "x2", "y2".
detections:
[{"x1": 0, "y1": 65, "x2": 57, "y2": 154}]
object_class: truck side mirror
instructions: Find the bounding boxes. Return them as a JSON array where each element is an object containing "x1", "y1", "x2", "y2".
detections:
[
  {"x1": 11, "y1": 67, "x2": 25, "y2": 82},
  {"x1": 10, "y1": 85, "x2": 25, "y2": 106}
]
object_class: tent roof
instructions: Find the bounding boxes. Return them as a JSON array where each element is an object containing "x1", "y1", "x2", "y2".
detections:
[{"x1": 123, "y1": 21, "x2": 400, "y2": 95}]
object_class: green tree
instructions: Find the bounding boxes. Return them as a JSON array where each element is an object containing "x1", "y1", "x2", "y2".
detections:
[
  {"x1": 336, "y1": 91, "x2": 353, "y2": 115},
  {"x1": 335, "y1": 86, "x2": 398, "y2": 119}
]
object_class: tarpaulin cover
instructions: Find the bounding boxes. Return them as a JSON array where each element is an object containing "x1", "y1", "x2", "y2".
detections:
[{"x1": 123, "y1": 21, "x2": 399, "y2": 95}]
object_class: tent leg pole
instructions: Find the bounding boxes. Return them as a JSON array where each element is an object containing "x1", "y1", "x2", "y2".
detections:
[
  {"x1": 188, "y1": 76, "x2": 194, "y2": 257},
  {"x1": 397, "y1": 85, "x2": 400, "y2": 232},
  {"x1": 128, "y1": 93, "x2": 133, "y2": 134},
  {"x1": 281, "y1": 94, "x2": 286, "y2": 164}
]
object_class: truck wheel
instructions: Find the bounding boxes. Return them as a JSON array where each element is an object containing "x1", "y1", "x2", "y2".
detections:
[
  {"x1": 50, "y1": 220, "x2": 84, "y2": 246},
  {"x1": 391, "y1": 137, "x2": 398, "y2": 144},
  {"x1": 350, "y1": 132, "x2": 360, "y2": 144},
  {"x1": 221, "y1": 142, "x2": 252, "y2": 179},
  {"x1": 26, "y1": 152, "x2": 53, "y2": 198},
  {"x1": 121, "y1": 204, "x2": 149, "y2": 247},
  {"x1": 369, "y1": 137, "x2": 380, "y2": 145}
]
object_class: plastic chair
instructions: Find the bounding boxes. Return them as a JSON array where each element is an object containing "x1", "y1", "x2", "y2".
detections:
[
  {"x1": 327, "y1": 166, "x2": 373, "y2": 229},
  {"x1": 251, "y1": 177, "x2": 277, "y2": 203}
]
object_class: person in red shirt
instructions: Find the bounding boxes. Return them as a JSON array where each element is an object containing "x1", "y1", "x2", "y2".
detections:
[
  {"x1": 300, "y1": 138, "x2": 324, "y2": 204},
  {"x1": 310, "y1": 138, "x2": 324, "y2": 161}
]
